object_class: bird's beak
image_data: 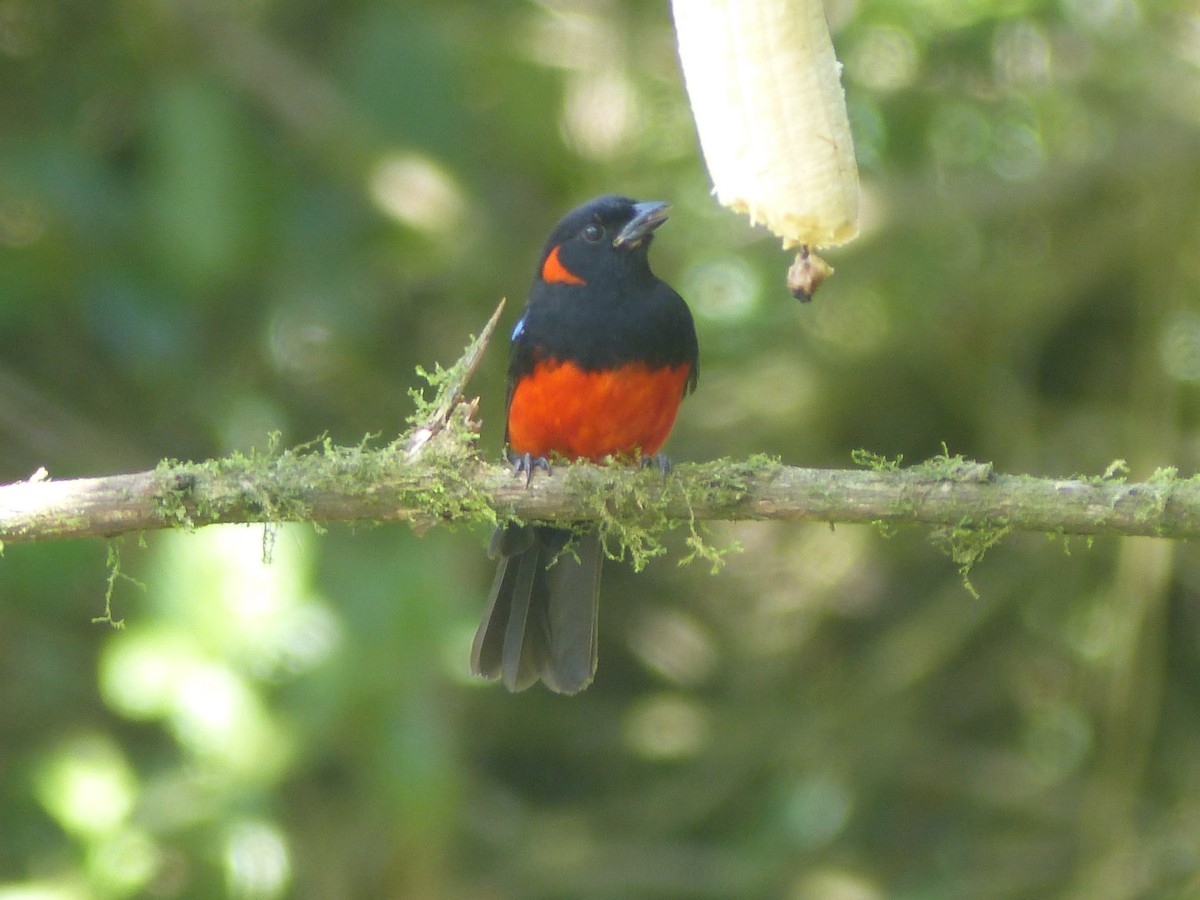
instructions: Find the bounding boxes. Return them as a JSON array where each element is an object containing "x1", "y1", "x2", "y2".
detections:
[{"x1": 613, "y1": 201, "x2": 669, "y2": 248}]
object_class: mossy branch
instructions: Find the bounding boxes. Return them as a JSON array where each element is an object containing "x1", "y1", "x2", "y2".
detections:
[
  {"x1": 4, "y1": 448, "x2": 1199, "y2": 546},
  {"x1": 2, "y1": 302, "x2": 1199, "y2": 549}
]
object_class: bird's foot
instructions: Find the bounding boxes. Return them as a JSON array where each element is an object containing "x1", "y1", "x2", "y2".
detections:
[
  {"x1": 510, "y1": 451, "x2": 551, "y2": 486},
  {"x1": 641, "y1": 453, "x2": 673, "y2": 479}
]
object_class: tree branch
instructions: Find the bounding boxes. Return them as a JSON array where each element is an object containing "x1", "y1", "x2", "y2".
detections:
[
  {"x1": 1, "y1": 450, "x2": 1198, "y2": 547},
  {"x1": 1, "y1": 302, "x2": 1198, "y2": 548}
]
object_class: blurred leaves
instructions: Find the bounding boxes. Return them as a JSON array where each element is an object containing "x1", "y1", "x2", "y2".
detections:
[{"x1": 1, "y1": 0, "x2": 1200, "y2": 897}]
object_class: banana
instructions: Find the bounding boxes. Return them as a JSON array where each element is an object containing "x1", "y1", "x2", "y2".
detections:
[{"x1": 672, "y1": 0, "x2": 860, "y2": 250}]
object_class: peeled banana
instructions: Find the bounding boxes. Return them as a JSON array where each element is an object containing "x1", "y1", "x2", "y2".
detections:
[{"x1": 672, "y1": 0, "x2": 860, "y2": 250}]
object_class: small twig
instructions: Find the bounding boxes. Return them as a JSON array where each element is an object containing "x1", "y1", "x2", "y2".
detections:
[{"x1": 403, "y1": 297, "x2": 504, "y2": 459}]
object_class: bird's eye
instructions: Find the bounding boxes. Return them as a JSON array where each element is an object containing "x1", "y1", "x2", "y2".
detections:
[{"x1": 581, "y1": 223, "x2": 604, "y2": 242}]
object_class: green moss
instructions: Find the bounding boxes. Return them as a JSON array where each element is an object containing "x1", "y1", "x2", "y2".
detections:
[
  {"x1": 910, "y1": 447, "x2": 994, "y2": 483},
  {"x1": 93, "y1": 540, "x2": 141, "y2": 628},
  {"x1": 1149, "y1": 466, "x2": 1180, "y2": 484},
  {"x1": 152, "y1": 463, "x2": 198, "y2": 529},
  {"x1": 406, "y1": 363, "x2": 457, "y2": 428},
  {"x1": 677, "y1": 525, "x2": 741, "y2": 574},
  {"x1": 1073, "y1": 458, "x2": 1131, "y2": 486},
  {"x1": 180, "y1": 434, "x2": 314, "y2": 525},
  {"x1": 1132, "y1": 466, "x2": 1182, "y2": 532},
  {"x1": 852, "y1": 449, "x2": 903, "y2": 472},
  {"x1": 930, "y1": 517, "x2": 1010, "y2": 599},
  {"x1": 887, "y1": 490, "x2": 921, "y2": 521},
  {"x1": 677, "y1": 454, "x2": 780, "y2": 513},
  {"x1": 148, "y1": 404, "x2": 496, "y2": 541},
  {"x1": 564, "y1": 460, "x2": 670, "y2": 571},
  {"x1": 869, "y1": 519, "x2": 900, "y2": 540},
  {"x1": 543, "y1": 456, "x2": 759, "y2": 574},
  {"x1": 1102, "y1": 459, "x2": 1130, "y2": 482},
  {"x1": 669, "y1": 456, "x2": 771, "y2": 571}
]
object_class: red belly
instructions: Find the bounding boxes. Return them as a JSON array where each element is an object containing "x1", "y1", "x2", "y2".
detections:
[{"x1": 507, "y1": 360, "x2": 692, "y2": 462}]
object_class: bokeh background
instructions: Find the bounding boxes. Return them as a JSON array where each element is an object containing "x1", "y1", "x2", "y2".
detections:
[{"x1": 3, "y1": 0, "x2": 1200, "y2": 897}]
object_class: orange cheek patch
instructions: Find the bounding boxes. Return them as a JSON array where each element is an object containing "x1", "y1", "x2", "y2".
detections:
[
  {"x1": 507, "y1": 360, "x2": 693, "y2": 462},
  {"x1": 540, "y1": 245, "x2": 586, "y2": 285}
]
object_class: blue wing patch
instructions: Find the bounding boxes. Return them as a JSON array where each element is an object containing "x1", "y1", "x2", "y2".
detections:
[{"x1": 511, "y1": 315, "x2": 526, "y2": 343}]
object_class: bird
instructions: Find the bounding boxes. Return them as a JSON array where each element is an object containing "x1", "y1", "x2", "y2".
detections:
[{"x1": 470, "y1": 195, "x2": 699, "y2": 694}]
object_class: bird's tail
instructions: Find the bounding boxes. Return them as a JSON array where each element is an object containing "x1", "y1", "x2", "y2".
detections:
[{"x1": 470, "y1": 524, "x2": 602, "y2": 694}]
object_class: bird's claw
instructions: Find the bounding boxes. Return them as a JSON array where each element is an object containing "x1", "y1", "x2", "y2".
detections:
[
  {"x1": 641, "y1": 453, "x2": 673, "y2": 479},
  {"x1": 511, "y1": 451, "x2": 551, "y2": 486}
]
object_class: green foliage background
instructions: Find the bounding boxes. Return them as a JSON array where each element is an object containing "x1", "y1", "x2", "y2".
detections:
[{"x1": 3, "y1": 0, "x2": 1200, "y2": 897}]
